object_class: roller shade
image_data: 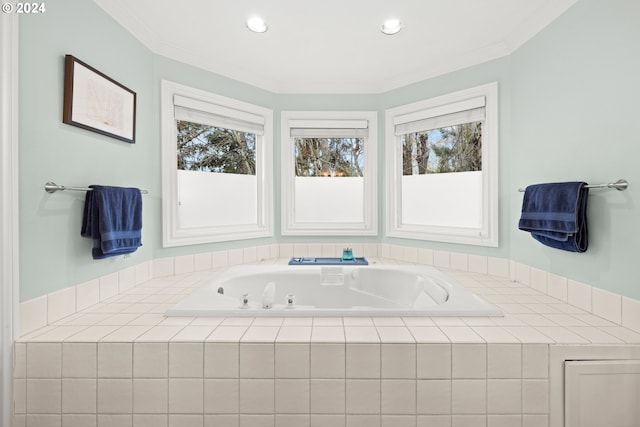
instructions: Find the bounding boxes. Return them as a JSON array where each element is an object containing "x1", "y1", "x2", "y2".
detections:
[
  {"x1": 394, "y1": 97, "x2": 485, "y2": 136},
  {"x1": 289, "y1": 119, "x2": 369, "y2": 138},
  {"x1": 174, "y1": 95, "x2": 264, "y2": 135}
]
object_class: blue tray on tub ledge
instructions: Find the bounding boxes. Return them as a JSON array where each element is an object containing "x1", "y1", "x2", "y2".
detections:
[{"x1": 288, "y1": 257, "x2": 369, "y2": 265}]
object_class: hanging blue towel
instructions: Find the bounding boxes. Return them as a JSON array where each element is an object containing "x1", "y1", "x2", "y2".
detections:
[
  {"x1": 81, "y1": 185, "x2": 143, "y2": 259},
  {"x1": 518, "y1": 181, "x2": 589, "y2": 253}
]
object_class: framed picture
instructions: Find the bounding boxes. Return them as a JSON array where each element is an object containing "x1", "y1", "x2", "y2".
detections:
[{"x1": 63, "y1": 54, "x2": 136, "y2": 143}]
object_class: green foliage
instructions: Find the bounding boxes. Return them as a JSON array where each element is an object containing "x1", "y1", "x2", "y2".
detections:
[
  {"x1": 176, "y1": 120, "x2": 256, "y2": 175},
  {"x1": 402, "y1": 122, "x2": 482, "y2": 175},
  {"x1": 295, "y1": 138, "x2": 364, "y2": 177}
]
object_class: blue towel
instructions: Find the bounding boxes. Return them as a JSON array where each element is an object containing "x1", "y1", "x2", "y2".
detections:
[
  {"x1": 81, "y1": 185, "x2": 143, "y2": 259},
  {"x1": 518, "y1": 181, "x2": 589, "y2": 253}
]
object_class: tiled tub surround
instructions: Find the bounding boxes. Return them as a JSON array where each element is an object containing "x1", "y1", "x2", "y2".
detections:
[
  {"x1": 14, "y1": 256, "x2": 640, "y2": 427},
  {"x1": 18, "y1": 243, "x2": 640, "y2": 337}
]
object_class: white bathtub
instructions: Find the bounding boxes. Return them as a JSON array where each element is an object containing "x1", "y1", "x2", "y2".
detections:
[{"x1": 166, "y1": 265, "x2": 502, "y2": 317}]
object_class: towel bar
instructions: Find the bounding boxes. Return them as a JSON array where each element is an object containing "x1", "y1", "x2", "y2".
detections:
[
  {"x1": 44, "y1": 182, "x2": 149, "y2": 194},
  {"x1": 518, "y1": 179, "x2": 628, "y2": 193}
]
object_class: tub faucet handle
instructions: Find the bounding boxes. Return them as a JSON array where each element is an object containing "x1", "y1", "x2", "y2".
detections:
[
  {"x1": 240, "y1": 293, "x2": 250, "y2": 308},
  {"x1": 286, "y1": 293, "x2": 296, "y2": 308}
]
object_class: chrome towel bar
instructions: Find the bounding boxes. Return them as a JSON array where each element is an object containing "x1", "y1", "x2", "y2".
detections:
[
  {"x1": 44, "y1": 181, "x2": 149, "y2": 194},
  {"x1": 518, "y1": 179, "x2": 628, "y2": 193}
]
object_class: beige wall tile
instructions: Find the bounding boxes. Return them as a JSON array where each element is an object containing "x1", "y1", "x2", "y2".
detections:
[
  {"x1": 169, "y1": 343, "x2": 204, "y2": 378},
  {"x1": 19, "y1": 296, "x2": 48, "y2": 337},
  {"x1": 97, "y1": 378, "x2": 133, "y2": 414},
  {"x1": 451, "y1": 380, "x2": 486, "y2": 414},
  {"x1": 240, "y1": 343, "x2": 275, "y2": 378},
  {"x1": 346, "y1": 380, "x2": 380, "y2": 414},
  {"x1": 417, "y1": 344, "x2": 451, "y2": 379},
  {"x1": 62, "y1": 414, "x2": 97, "y2": 427},
  {"x1": 452, "y1": 344, "x2": 486, "y2": 379},
  {"x1": 275, "y1": 379, "x2": 310, "y2": 414},
  {"x1": 27, "y1": 343, "x2": 61, "y2": 378},
  {"x1": 48, "y1": 287, "x2": 77, "y2": 324},
  {"x1": 275, "y1": 344, "x2": 309, "y2": 379},
  {"x1": 417, "y1": 415, "x2": 452, "y2": 427},
  {"x1": 567, "y1": 280, "x2": 592, "y2": 312},
  {"x1": 487, "y1": 344, "x2": 521, "y2": 378},
  {"x1": 417, "y1": 380, "x2": 451, "y2": 415},
  {"x1": 522, "y1": 344, "x2": 548, "y2": 379},
  {"x1": 133, "y1": 414, "x2": 169, "y2": 427},
  {"x1": 204, "y1": 379, "x2": 239, "y2": 414},
  {"x1": 169, "y1": 414, "x2": 203, "y2": 427},
  {"x1": 132, "y1": 379, "x2": 167, "y2": 414},
  {"x1": 381, "y1": 380, "x2": 416, "y2": 415},
  {"x1": 382, "y1": 344, "x2": 416, "y2": 379},
  {"x1": 310, "y1": 379, "x2": 345, "y2": 414},
  {"x1": 134, "y1": 343, "x2": 168, "y2": 378},
  {"x1": 169, "y1": 378, "x2": 204, "y2": 413},
  {"x1": 310, "y1": 414, "x2": 345, "y2": 427},
  {"x1": 240, "y1": 379, "x2": 275, "y2": 414},
  {"x1": 311, "y1": 344, "x2": 345, "y2": 379},
  {"x1": 622, "y1": 297, "x2": 640, "y2": 332},
  {"x1": 62, "y1": 378, "x2": 97, "y2": 413},
  {"x1": 346, "y1": 344, "x2": 380, "y2": 379},
  {"x1": 98, "y1": 343, "x2": 132, "y2": 378},
  {"x1": 592, "y1": 287, "x2": 622, "y2": 324},
  {"x1": 522, "y1": 379, "x2": 548, "y2": 414},
  {"x1": 205, "y1": 342, "x2": 239, "y2": 378},
  {"x1": 487, "y1": 379, "x2": 522, "y2": 414}
]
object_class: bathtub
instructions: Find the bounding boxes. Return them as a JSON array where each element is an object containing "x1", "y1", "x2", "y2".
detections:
[{"x1": 166, "y1": 264, "x2": 502, "y2": 317}]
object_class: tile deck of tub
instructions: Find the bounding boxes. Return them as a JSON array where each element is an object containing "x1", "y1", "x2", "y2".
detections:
[
  {"x1": 17, "y1": 258, "x2": 640, "y2": 346},
  {"x1": 15, "y1": 258, "x2": 640, "y2": 427}
]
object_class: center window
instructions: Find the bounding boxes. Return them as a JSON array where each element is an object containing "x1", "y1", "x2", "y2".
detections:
[{"x1": 281, "y1": 111, "x2": 377, "y2": 235}]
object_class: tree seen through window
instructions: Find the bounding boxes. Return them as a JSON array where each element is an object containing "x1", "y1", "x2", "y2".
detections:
[
  {"x1": 402, "y1": 122, "x2": 482, "y2": 175},
  {"x1": 294, "y1": 137, "x2": 364, "y2": 177},
  {"x1": 176, "y1": 120, "x2": 256, "y2": 175}
]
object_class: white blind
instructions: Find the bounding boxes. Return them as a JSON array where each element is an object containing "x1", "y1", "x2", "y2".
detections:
[
  {"x1": 394, "y1": 97, "x2": 485, "y2": 136},
  {"x1": 174, "y1": 95, "x2": 264, "y2": 135},
  {"x1": 289, "y1": 119, "x2": 369, "y2": 138}
]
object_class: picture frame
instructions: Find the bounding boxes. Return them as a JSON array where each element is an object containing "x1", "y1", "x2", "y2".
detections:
[{"x1": 63, "y1": 54, "x2": 136, "y2": 143}]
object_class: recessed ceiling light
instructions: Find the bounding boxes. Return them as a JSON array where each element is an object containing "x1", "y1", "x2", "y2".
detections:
[
  {"x1": 246, "y1": 16, "x2": 268, "y2": 33},
  {"x1": 381, "y1": 18, "x2": 403, "y2": 35}
]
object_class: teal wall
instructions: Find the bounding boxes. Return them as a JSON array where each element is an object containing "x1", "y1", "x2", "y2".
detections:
[
  {"x1": 18, "y1": 0, "x2": 640, "y2": 301},
  {"x1": 508, "y1": 0, "x2": 640, "y2": 299},
  {"x1": 19, "y1": 0, "x2": 156, "y2": 301}
]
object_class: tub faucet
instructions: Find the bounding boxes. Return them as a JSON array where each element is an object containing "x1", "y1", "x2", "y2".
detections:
[
  {"x1": 240, "y1": 293, "x2": 250, "y2": 309},
  {"x1": 286, "y1": 293, "x2": 296, "y2": 308},
  {"x1": 262, "y1": 282, "x2": 275, "y2": 309}
]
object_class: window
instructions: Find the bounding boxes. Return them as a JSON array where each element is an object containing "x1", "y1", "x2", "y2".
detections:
[
  {"x1": 281, "y1": 111, "x2": 377, "y2": 235},
  {"x1": 161, "y1": 81, "x2": 273, "y2": 246},
  {"x1": 385, "y1": 82, "x2": 498, "y2": 246}
]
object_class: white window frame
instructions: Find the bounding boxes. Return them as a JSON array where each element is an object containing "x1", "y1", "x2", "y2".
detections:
[
  {"x1": 160, "y1": 80, "x2": 273, "y2": 247},
  {"x1": 385, "y1": 82, "x2": 499, "y2": 246},
  {"x1": 281, "y1": 111, "x2": 378, "y2": 236}
]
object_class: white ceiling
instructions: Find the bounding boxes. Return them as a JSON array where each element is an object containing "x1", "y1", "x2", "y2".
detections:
[{"x1": 94, "y1": 0, "x2": 578, "y2": 94}]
